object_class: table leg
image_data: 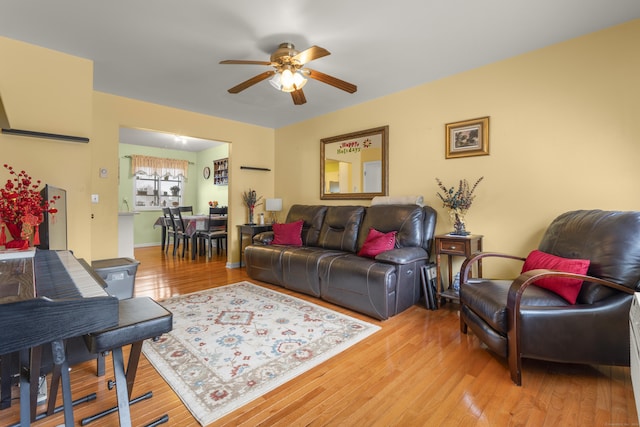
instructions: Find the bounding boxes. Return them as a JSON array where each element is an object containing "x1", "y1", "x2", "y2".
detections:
[
  {"x1": 238, "y1": 230, "x2": 244, "y2": 268},
  {"x1": 160, "y1": 225, "x2": 166, "y2": 251}
]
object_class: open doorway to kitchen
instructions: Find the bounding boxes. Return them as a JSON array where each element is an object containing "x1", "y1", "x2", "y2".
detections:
[{"x1": 118, "y1": 127, "x2": 229, "y2": 253}]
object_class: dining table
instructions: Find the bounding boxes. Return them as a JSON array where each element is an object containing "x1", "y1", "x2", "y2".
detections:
[{"x1": 154, "y1": 214, "x2": 227, "y2": 259}]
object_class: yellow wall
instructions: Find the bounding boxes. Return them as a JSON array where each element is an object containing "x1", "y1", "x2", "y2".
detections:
[
  {"x1": 1, "y1": 35, "x2": 275, "y2": 262},
  {"x1": 275, "y1": 20, "x2": 640, "y2": 277},
  {"x1": 92, "y1": 93, "x2": 275, "y2": 262},
  {"x1": 0, "y1": 37, "x2": 94, "y2": 258},
  {"x1": 2, "y1": 20, "x2": 638, "y2": 275}
]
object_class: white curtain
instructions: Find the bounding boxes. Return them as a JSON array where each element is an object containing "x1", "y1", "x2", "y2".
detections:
[{"x1": 130, "y1": 155, "x2": 189, "y2": 179}]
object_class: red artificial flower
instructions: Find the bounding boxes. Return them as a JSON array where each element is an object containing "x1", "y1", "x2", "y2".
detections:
[{"x1": 0, "y1": 164, "x2": 59, "y2": 243}]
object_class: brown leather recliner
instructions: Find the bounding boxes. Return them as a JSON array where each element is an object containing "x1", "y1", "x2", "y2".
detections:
[{"x1": 459, "y1": 210, "x2": 640, "y2": 385}]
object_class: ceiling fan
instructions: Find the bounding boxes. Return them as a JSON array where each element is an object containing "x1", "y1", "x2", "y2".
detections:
[{"x1": 220, "y1": 42, "x2": 357, "y2": 105}]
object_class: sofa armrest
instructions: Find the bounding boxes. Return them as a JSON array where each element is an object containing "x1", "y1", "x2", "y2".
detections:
[
  {"x1": 375, "y1": 247, "x2": 428, "y2": 265},
  {"x1": 252, "y1": 231, "x2": 274, "y2": 245},
  {"x1": 460, "y1": 252, "x2": 526, "y2": 284}
]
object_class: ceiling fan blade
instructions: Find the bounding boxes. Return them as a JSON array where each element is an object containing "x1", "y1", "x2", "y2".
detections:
[
  {"x1": 227, "y1": 71, "x2": 275, "y2": 93},
  {"x1": 291, "y1": 89, "x2": 307, "y2": 105},
  {"x1": 220, "y1": 59, "x2": 273, "y2": 66},
  {"x1": 292, "y1": 46, "x2": 330, "y2": 65},
  {"x1": 304, "y1": 69, "x2": 357, "y2": 93}
]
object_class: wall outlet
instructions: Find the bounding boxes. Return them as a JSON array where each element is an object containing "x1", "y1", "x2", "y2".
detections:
[{"x1": 91, "y1": 194, "x2": 99, "y2": 203}]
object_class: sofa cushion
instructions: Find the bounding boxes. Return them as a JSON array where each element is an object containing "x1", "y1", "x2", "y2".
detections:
[
  {"x1": 357, "y1": 228, "x2": 397, "y2": 258},
  {"x1": 317, "y1": 206, "x2": 365, "y2": 252},
  {"x1": 285, "y1": 205, "x2": 328, "y2": 246},
  {"x1": 521, "y1": 250, "x2": 590, "y2": 304},
  {"x1": 272, "y1": 220, "x2": 304, "y2": 246},
  {"x1": 281, "y1": 247, "x2": 345, "y2": 297},
  {"x1": 244, "y1": 245, "x2": 286, "y2": 286},
  {"x1": 460, "y1": 278, "x2": 569, "y2": 335},
  {"x1": 318, "y1": 254, "x2": 398, "y2": 320},
  {"x1": 357, "y1": 204, "x2": 424, "y2": 250}
]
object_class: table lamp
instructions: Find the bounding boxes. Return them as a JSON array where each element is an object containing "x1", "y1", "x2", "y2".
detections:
[{"x1": 265, "y1": 198, "x2": 282, "y2": 224}]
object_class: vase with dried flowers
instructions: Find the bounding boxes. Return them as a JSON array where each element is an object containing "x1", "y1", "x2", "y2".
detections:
[
  {"x1": 0, "y1": 164, "x2": 59, "y2": 249},
  {"x1": 241, "y1": 189, "x2": 263, "y2": 225},
  {"x1": 435, "y1": 176, "x2": 484, "y2": 235}
]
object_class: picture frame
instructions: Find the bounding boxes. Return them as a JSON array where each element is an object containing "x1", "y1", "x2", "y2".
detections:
[
  {"x1": 203, "y1": 166, "x2": 211, "y2": 179},
  {"x1": 445, "y1": 116, "x2": 490, "y2": 159}
]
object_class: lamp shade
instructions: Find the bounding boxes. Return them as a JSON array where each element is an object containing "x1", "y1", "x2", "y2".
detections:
[
  {"x1": 268, "y1": 71, "x2": 307, "y2": 93},
  {"x1": 265, "y1": 198, "x2": 283, "y2": 212}
]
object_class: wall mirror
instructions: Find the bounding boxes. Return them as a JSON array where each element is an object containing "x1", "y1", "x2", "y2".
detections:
[{"x1": 320, "y1": 125, "x2": 389, "y2": 200}]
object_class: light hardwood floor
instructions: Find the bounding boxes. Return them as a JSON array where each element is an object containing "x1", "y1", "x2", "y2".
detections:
[{"x1": 3, "y1": 246, "x2": 638, "y2": 426}]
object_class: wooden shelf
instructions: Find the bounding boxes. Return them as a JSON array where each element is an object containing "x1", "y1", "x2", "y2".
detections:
[{"x1": 213, "y1": 158, "x2": 228, "y2": 186}]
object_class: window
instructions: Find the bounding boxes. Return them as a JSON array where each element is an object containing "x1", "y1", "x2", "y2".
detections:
[
  {"x1": 134, "y1": 175, "x2": 184, "y2": 210},
  {"x1": 130, "y1": 155, "x2": 188, "y2": 210}
]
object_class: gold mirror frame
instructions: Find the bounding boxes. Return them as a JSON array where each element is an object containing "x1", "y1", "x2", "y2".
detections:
[{"x1": 320, "y1": 125, "x2": 389, "y2": 200}]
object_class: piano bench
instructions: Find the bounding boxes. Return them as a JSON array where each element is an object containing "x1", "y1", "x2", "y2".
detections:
[{"x1": 82, "y1": 297, "x2": 172, "y2": 426}]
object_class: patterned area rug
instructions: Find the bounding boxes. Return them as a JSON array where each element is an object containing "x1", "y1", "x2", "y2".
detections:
[{"x1": 142, "y1": 281, "x2": 380, "y2": 426}]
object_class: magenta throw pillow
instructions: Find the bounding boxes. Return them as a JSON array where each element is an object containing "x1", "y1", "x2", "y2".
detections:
[
  {"x1": 521, "y1": 250, "x2": 590, "y2": 304},
  {"x1": 271, "y1": 220, "x2": 304, "y2": 246},
  {"x1": 357, "y1": 228, "x2": 397, "y2": 258}
]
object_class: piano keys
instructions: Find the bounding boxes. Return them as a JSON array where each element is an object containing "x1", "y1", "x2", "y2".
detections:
[
  {"x1": 0, "y1": 249, "x2": 119, "y2": 355},
  {"x1": 0, "y1": 249, "x2": 119, "y2": 426}
]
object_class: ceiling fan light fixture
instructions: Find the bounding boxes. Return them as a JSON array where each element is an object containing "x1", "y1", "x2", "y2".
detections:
[
  {"x1": 270, "y1": 68, "x2": 307, "y2": 93},
  {"x1": 221, "y1": 42, "x2": 355, "y2": 104},
  {"x1": 269, "y1": 73, "x2": 283, "y2": 91},
  {"x1": 280, "y1": 68, "x2": 295, "y2": 92},
  {"x1": 293, "y1": 71, "x2": 307, "y2": 90}
]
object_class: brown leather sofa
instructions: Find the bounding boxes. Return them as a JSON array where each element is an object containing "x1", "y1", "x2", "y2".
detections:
[
  {"x1": 459, "y1": 210, "x2": 640, "y2": 385},
  {"x1": 245, "y1": 204, "x2": 437, "y2": 320}
]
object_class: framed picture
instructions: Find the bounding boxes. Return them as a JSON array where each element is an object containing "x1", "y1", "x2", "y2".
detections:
[
  {"x1": 203, "y1": 166, "x2": 211, "y2": 179},
  {"x1": 445, "y1": 116, "x2": 489, "y2": 159}
]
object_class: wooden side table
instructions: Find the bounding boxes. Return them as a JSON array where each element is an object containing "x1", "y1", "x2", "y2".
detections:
[
  {"x1": 435, "y1": 233, "x2": 483, "y2": 305},
  {"x1": 237, "y1": 224, "x2": 272, "y2": 267}
]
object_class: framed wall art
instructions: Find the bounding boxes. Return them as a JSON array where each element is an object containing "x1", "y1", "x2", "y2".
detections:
[{"x1": 445, "y1": 116, "x2": 489, "y2": 159}]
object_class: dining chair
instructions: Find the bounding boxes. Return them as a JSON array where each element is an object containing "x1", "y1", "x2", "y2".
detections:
[
  {"x1": 161, "y1": 207, "x2": 176, "y2": 254},
  {"x1": 168, "y1": 207, "x2": 190, "y2": 257},
  {"x1": 198, "y1": 207, "x2": 228, "y2": 259},
  {"x1": 178, "y1": 206, "x2": 193, "y2": 215}
]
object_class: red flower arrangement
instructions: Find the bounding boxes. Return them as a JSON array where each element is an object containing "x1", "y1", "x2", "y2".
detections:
[{"x1": 0, "y1": 164, "x2": 59, "y2": 249}]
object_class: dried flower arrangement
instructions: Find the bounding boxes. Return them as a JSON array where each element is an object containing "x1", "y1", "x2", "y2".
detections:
[
  {"x1": 241, "y1": 189, "x2": 263, "y2": 224},
  {"x1": 241, "y1": 189, "x2": 263, "y2": 209},
  {"x1": 435, "y1": 176, "x2": 484, "y2": 212},
  {"x1": 435, "y1": 176, "x2": 484, "y2": 235}
]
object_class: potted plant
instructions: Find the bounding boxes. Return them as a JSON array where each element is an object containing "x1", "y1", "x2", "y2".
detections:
[{"x1": 170, "y1": 185, "x2": 180, "y2": 196}]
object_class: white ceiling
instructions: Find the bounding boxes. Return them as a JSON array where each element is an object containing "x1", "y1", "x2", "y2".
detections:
[
  {"x1": 1, "y1": 0, "x2": 639, "y2": 132},
  {"x1": 118, "y1": 127, "x2": 225, "y2": 152}
]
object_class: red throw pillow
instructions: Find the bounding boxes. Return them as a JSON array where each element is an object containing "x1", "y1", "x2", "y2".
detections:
[
  {"x1": 271, "y1": 220, "x2": 304, "y2": 246},
  {"x1": 358, "y1": 228, "x2": 397, "y2": 258},
  {"x1": 521, "y1": 250, "x2": 590, "y2": 304}
]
